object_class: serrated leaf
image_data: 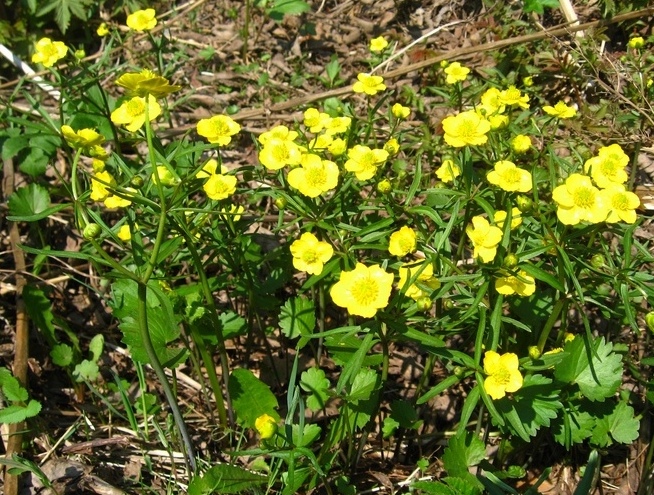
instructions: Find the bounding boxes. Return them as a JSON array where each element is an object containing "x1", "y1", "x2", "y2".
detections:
[
  {"x1": 552, "y1": 401, "x2": 595, "y2": 447},
  {"x1": 348, "y1": 368, "x2": 379, "y2": 404},
  {"x1": 555, "y1": 337, "x2": 622, "y2": 401},
  {"x1": 299, "y1": 367, "x2": 330, "y2": 411},
  {"x1": 7, "y1": 184, "x2": 51, "y2": 220},
  {"x1": 89, "y1": 334, "x2": 104, "y2": 362},
  {"x1": 22, "y1": 285, "x2": 56, "y2": 344},
  {"x1": 50, "y1": 344, "x2": 73, "y2": 367},
  {"x1": 0, "y1": 400, "x2": 41, "y2": 424},
  {"x1": 279, "y1": 296, "x2": 315, "y2": 339},
  {"x1": 291, "y1": 423, "x2": 321, "y2": 447},
  {"x1": 0, "y1": 369, "x2": 28, "y2": 403},
  {"x1": 442, "y1": 431, "x2": 486, "y2": 478},
  {"x1": 73, "y1": 359, "x2": 99, "y2": 382},
  {"x1": 228, "y1": 368, "x2": 279, "y2": 429},
  {"x1": 382, "y1": 417, "x2": 400, "y2": 438},
  {"x1": 2, "y1": 135, "x2": 30, "y2": 160},
  {"x1": 188, "y1": 463, "x2": 267, "y2": 495},
  {"x1": 220, "y1": 311, "x2": 247, "y2": 339},
  {"x1": 494, "y1": 374, "x2": 562, "y2": 441},
  {"x1": 590, "y1": 401, "x2": 639, "y2": 447}
]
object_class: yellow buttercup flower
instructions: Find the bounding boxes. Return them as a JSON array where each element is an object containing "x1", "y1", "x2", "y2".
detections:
[
  {"x1": 303, "y1": 108, "x2": 330, "y2": 133},
  {"x1": 483, "y1": 351, "x2": 523, "y2": 400},
  {"x1": 388, "y1": 226, "x2": 417, "y2": 257},
  {"x1": 466, "y1": 216, "x2": 503, "y2": 263},
  {"x1": 97, "y1": 23, "x2": 109, "y2": 37},
  {"x1": 601, "y1": 184, "x2": 640, "y2": 224},
  {"x1": 61, "y1": 125, "x2": 105, "y2": 150},
  {"x1": 479, "y1": 87, "x2": 505, "y2": 116},
  {"x1": 31, "y1": 38, "x2": 67, "y2": 67},
  {"x1": 494, "y1": 208, "x2": 522, "y2": 230},
  {"x1": 116, "y1": 69, "x2": 181, "y2": 98},
  {"x1": 330, "y1": 263, "x2": 394, "y2": 318},
  {"x1": 442, "y1": 110, "x2": 491, "y2": 147},
  {"x1": 435, "y1": 159, "x2": 461, "y2": 183},
  {"x1": 195, "y1": 158, "x2": 223, "y2": 179},
  {"x1": 495, "y1": 270, "x2": 535, "y2": 296},
  {"x1": 290, "y1": 232, "x2": 334, "y2": 275},
  {"x1": 511, "y1": 134, "x2": 532, "y2": 154},
  {"x1": 255, "y1": 413, "x2": 277, "y2": 440},
  {"x1": 220, "y1": 204, "x2": 244, "y2": 222},
  {"x1": 203, "y1": 173, "x2": 237, "y2": 200},
  {"x1": 487, "y1": 160, "x2": 532, "y2": 193},
  {"x1": 523, "y1": 76, "x2": 534, "y2": 87},
  {"x1": 323, "y1": 117, "x2": 351, "y2": 136},
  {"x1": 197, "y1": 115, "x2": 241, "y2": 146},
  {"x1": 627, "y1": 36, "x2": 645, "y2": 49},
  {"x1": 116, "y1": 224, "x2": 136, "y2": 242},
  {"x1": 543, "y1": 101, "x2": 577, "y2": 119},
  {"x1": 152, "y1": 166, "x2": 179, "y2": 187},
  {"x1": 352, "y1": 73, "x2": 386, "y2": 96},
  {"x1": 327, "y1": 137, "x2": 347, "y2": 156},
  {"x1": 287, "y1": 154, "x2": 339, "y2": 197},
  {"x1": 104, "y1": 188, "x2": 136, "y2": 209},
  {"x1": 259, "y1": 138, "x2": 303, "y2": 170},
  {"x1": 552, "y1": 173, "x2": 607, "y2": 225},
  {"x1": 583, "y1": 144, "x2": 629, "y2": 188},
  {"x1": 344, "y1": 145, "x2": 388, "y2": 181},
  {"x1": 369, "y1": 36, "x2": 389, "y2": 53},
  {"x1": 309, "y1": 133, "x2": 333, "y2": 151},
  {"x1": 444, "y1": 61, "x2": 470, "y2": 84},
  {"x1": 391, "y1": 103, "x2": 411, "y2": 119},
  {"x1": 126, "y1": 9, "x2": 157, "y2": 32},
  {"x1": 111, "y1": 95, "x2": 161, "y2": 132},
  {"x1": 90, "y1": 170, "x2": 115, "y2": 201},
  {"x1": 499, "y1": 86, "x2": 529, "y2": 109},
  {"x1": 384, "y1": 138, "x2": 400, "y2": 156},
  {"x1": 258, "y1": 125, "x2": 299, "y2": 146},
  {"x1": 398, "y1": 262, "x2": 440, "y2": 301},
  {"x1": 487, "y1": 114, "x2": 509, "y2": 130}
]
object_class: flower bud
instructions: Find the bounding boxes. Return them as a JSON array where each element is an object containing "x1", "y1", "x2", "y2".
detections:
[
  {"x1": 453, "y1": 366, "x2": 465, "y2": 378},
  {"x1": 503, "y1": 254, "x2": 519, "y2": 269},
  {"x1": 590, "y1": 254, "x2": 605, "y2": 269},
  {"x1": 516, "y1": 195, "x2": 533, "y2": 213},
  {"x1": 377, "y1": 179, "x2": 392, "y2": 194},
  {"x1": 130, "y1": 175, "x2": 145, "y2": 188},
  {"x1": 255, "y1": 413, "x2": 277, "y2": 440},
  {"x1": 274, "y1": 197, "x2": 287, "y2": 210},
  {"x1": 646, "y1": 312, "x2": 654, "y2": 334},
  {"x1": 416, "y1": 297, "x2": 432, "y2": 312},
  {"x1": 83, "y1": 223, "x2": 102, "y2": 240},
  {"x1": 74, "y1": 49, "x2": 86, "y2": 60},
  {"x1": 528, "y1": 346, "x2": 541, "y2": 359},
  {"x1": 442, "y1": 299, "x2": 454, "y2": 311}
]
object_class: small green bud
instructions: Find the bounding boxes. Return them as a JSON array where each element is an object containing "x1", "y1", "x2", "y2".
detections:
[
  {"x1": 516, "y1": 195, "x2": 533, "y2": 213},
  {"x1": 377, "y1": 179, "x2": 392, "y2": 194},
  {"x1": 442, "y1": 299, "x2": 454, "y2": 311},
  {"x1": 274, "y1": 197, "x2": 287, "y2": 210},
  {"x1": 416, "y1": 297, "x2": 432, "y2": 312},
  {"x1": 453, "y1": 366, "x2": 465, "y2": 378},
  {"x1": 646, "y1": 312, "x2": 654, "y2": 334},
  {"x1": 503, "y1": 253, "x2": 519, "y2": 269},
  {"x1": 74, "y1": 49, "x2": 86, "y2": 60},
  {"x1": 590, "y1": 253, "x2": 605, "y2": 269},
  {"x1": 83, "y1": 223, "x2": 102, "y2": 240},
  {"x1": 130, "y1": 175, "x2": 145, "y2": 188},
  {"x1": 528, "y1": 346, "x2": 541, "y2": 359}
]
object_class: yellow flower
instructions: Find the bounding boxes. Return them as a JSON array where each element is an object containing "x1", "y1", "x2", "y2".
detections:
[
  {"x1": 104, "y1": 188, "x2": 136, "y2": 209},
  {"x1": 479, "y1": 87, "x2": 505, "y2": 115},
  {"x1": 384, "y1": 138, "x2": 400, "y2": 155},
  {"x1": 287, "y1": 154, "x2": 339, "y2": 197},
  {"x1": 115, "y1": 69, "x2": 181, "y2": 98},
  {"x1": 290, "y1": 232, "x2": 334, "y2": 275},
  {"x1": 221, "y1": 204, "x2": 244, "y2": 221},
  {"x1": 494, "y1": 208, "x2": 522, "y2": 230},
  {"x1": 583, "y1": 144, "x2": 629, "y2": 188},
  {"x1": 391, "y1": 103, "x2": 411, "y2": 119},
  {"x1": 398, "y1": 262, "x2": 440, "y2": 300},
  {"x1": 153, "y1": 166, "x2": 179, "y2": 186},
  {"x1": 303, "y1": 108, "x2": 330, "y2": 133},
  {"x1": 203, "y1": 173, "x2": 237, "y2": 200},
  {"x1": 552, "y1": 173, "x2": 607, "y2": 225},
  {"x1": 369, "y1": 36, "x2": 389, "y2": 53},
  {"x1": 435, "y1": 159, "x2": 461, "y2": 183},
  {"x1": 543, "y1": 101, "x2": 577, "y2": 119},
  {"x1": 309, "y1": 133, "x2": 333, "y2": 151},
  {"x1": 499, "y1": 86, "x2": 529, "y2": 109},
  {"x1": 483, "y1": 351, "x2": 523, "y2": 400},
  {"x1": 97, "y1": 23, "x2": 109, "y2": 36},
  {"x1": 258, "y1": 125, "x2": 299, "y2": 146},
  {"x1": 495, "y1": 270, "x2": 535, "y2": 296},
  {"x1": 388, "y1": 226, "x2": 417, "y2": 257},
  {"x1": 255, "y1": 413, "x2": 277, "y2": 440},
  {"x1": 466, "y1": 216, "x2": 503, "y2": 263},
  {"x1": 126, "y1": 9, "x2": 157, "y2": 32},
  {"x1": 352, "y1": 73, "x2": 386, "y2": 96},
  {"x1": 197, "y1": 115, "x2": 241, "y2": 146},
  {"x1": 442, "y1": 110, "x2": 491, "y2": 147},
  {"x1": 111, "y1": 95, "x2": 161, "y2": 132},
  {"x1": 90, "y1": 170, "x2": 115, "y2": 201},
  {"x1": 628, "y1": 36, "x2": 645, "y2": 49},
  {"x1": 89, "y1": 145, "x2": 109, "y2": 160},
  {"x1": 61, "y1": 125, "x2": 105, "y2": 150},
  {"x1": 31, "y1": 38, "x2": 67, "y2": 67},
  {"x1": 344, "y1": 145, "x2": 388, "y2": 181},
  {"x1": 324, "y1": 117, "x2": 351, "y2": 136},
  {"x1": 444, "y1": 62, "x2": 470, "y2": 84},
  {"x1": 487, "y1": 160, "x2": 532, "y2": 193},
  {"x1": 117, "y1": 224, "x2": 134, "y2": 242},
  {"x1": 330, "y1": 263, "x2": 394, "y2": 318},
  {"x1": 92, "y1": 159, "x2": 105, "y2": 173},
  {"x1": 327, "y1": 138, "x2": 347, "y2": 156},
  {"x1": 511, "y1": 134, "x2": 531, "y2": 154},
  {"x1": 487, "y1": 114, "x2": 509, "y2": 130},
  {"x1": 259, "y1": 138, "x2": 303, "y2": 170},
  {"x1": 601, "y1": 184, "x2": 640, "y2": 224},
  {"x1": 196, "y1": 158, "x2": 222, "y2": 179},
  {"x1": 523, "y1": 76, "x2": 534, "y2": 87}
]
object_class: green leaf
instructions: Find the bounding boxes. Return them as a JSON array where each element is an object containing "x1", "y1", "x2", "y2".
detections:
[
  {"x1": 7, "y1": 184, "x2": 51, "y2": 221},
  {"x1": 442, "y1": 431, "x2": 486, "y2": 478},
  {"x1": 382, "y1": 417, "x2": 400, "y2": 438},
  {"x1": 279, "y1": 296, "x2": 315, "y2": 339},
  {"x1": 590, "y1": 401, "x2": 639, "y2": 446},
  {"x1": 88, "y1": 334, "x2": 104, "y2": 362},
  {"x1": 2, "y1": 135, "x2": 30, "y2": 160},
  {"x1": 291, "y1": 423, "x2": 321, "y2": 447},
  {"x1": 494, "y1": 374, "x2": 562, "y2": 441},
  {"x1": 347, "y1": 368, "x2": 379, "y2": 404},
  {"x1": 73, "y1": 360, "x2": 100, "y2": 382},
  {"x1": 299, "y1": 367, "x2": 330, "y2": 411},
  {"x1": 188, "y1": 463, "x2": 267, "y2": 495},
  {"x1": 268, "y1": 0, "x2": 311, "y2": 21},
  {"x1": 389, "y1": 399, "x2": 422, "y2": 430},
  {"x1": 50, "y1": 344, "x2": 73, "y2": 367},
  {"x1": 22, "y1": 285, "x2": 57, "y2": 345},
  {"x1": 0, "y1": 400, "x2": 41, "y2": 424},
  {"x1": 551, "y1": 401, "x2": 595, "y2": 447},
  {"x1": 220, "y1": 312, "x2": 247, "y2": 339},
  {"x1": 554, "y1": 336, "x2": 622, "y2": 401},
  {"x1": 0, "y1": 368, "x2": 28, "y2": 402},
  {"x1": 228, "y1": 368, "x2": 279, "y2": 429},
  {"x1": 523, "y1": 0, "x2": 560, "y2": 15}
]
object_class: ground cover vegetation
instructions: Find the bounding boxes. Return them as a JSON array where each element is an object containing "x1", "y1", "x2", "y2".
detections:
[{"x1": 1, "y1": 0, "x2": 654, "y2": 493}]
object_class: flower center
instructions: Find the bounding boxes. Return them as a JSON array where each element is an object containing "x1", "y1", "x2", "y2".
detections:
[
  {"x1": 272, "y1": 143, "x2": 290, "y2": 161},
  {"x1": 351, "y1": 276, "x2": 379, "y2": 306},
  {"x1": 127, "y1": 98, "x2": 146, "y2": 117},
  {"x1": 302, "y1": 250, "x2": 318, "y2": 264},
  {"x1": 503, "y1": 168, "x2": 521, "y2": 184},
  {"x1": 493, "y1": 367, "x2": 511, "y2": 385},
  {"x1": 573, "y1": 187, "x2": 597, "y2": 209},
  {"x1": 212, "y1": 120, "x2": 230, "y2": 136},
  {"x1": 599, "y1": 160, "x2": 619, "y2": 178},
  {"x1": 458, "y1": 118, "x2": 477, "y2": 138},
  {"x1": 306, "y1": 167, "x2": 327, "y2": 188},
  {"x1": 611, "y1": 193, "x2": 630, "y2": 210}
]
